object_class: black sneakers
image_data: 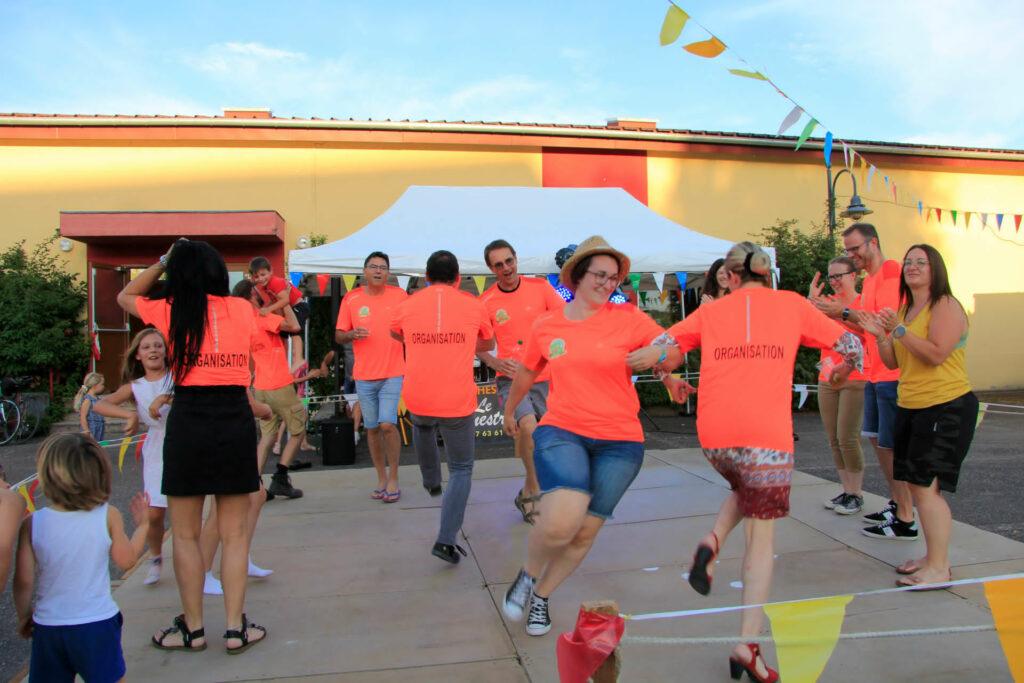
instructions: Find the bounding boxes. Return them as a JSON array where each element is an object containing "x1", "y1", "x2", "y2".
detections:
[
  {"x1": 862, "y1": 517, "x2": 919, "y2": 541},
  {"x1": 863, "y1": 499, "x2": 897, "y2": 524},
  {"x1": 824, "y1": 492, "x2": 847, "y2": 510},
  {"x1": 526, "y1": 594, "x2": 552, "y2": 636},
  {"x1": 502, "y1": 568, "x2": 535, "y2": 622},
  {"x1": 268, "y1": 472, "x2": 303, "y2": 499},
  {"x1": 425, "y1": 484, "x2": 443, "y2": 497},
  {"x1": 431, "y1": 542, "x2": 467, "y2": 564}
]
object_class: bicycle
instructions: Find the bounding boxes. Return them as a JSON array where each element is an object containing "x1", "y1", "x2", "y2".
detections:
[{"x1": 1, "y1": 376, "x2": 40, "y2": 445}]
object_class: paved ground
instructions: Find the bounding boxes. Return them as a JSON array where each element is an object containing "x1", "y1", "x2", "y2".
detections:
[{"x1": 0, "y1": 396, "x2": 1020, "y2": 681}]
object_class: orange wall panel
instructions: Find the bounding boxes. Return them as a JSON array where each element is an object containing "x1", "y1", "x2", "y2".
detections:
[{"x1": 542, "y1": 148, "x2": 647, "y2": 204}]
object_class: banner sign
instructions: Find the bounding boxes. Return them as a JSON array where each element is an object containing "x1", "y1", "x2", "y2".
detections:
[{"x1": 474, "y1": 382, "x2": 507, "y2": 440}]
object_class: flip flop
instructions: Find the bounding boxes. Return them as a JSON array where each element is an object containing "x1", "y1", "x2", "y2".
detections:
[
  {"x1": 896, "y1": 571, "x2": 952, "y2": 591},
  {"x1": 371, "y1": 488, "x2": 385, "y2": 500},
  {"x1": 383, "y1": 489, "x2": 401, "y2": 503}
]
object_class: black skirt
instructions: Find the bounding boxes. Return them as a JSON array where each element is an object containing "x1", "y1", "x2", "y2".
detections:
[{"x1": 163, "y1": 385, "x2": 260, "y2": 496}]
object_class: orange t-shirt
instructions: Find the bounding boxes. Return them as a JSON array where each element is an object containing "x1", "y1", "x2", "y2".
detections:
[
  {"x1": 522, "y1": 303, "x2": 665, "y2": 442},
  {"x1": 252, "y1": 314, "x2": 294, "y2": 391},
  {"x1": 135, "y1": 296, "x2": 258, "y2": 386},
  {"x1": 258, "y1": 275, "x2": 302, "y2": 307},
  {"x1": 858, "y1": 259, "x2": 902, "y2": 383},
  {"x1": 390, "y1": 285, "x2": 493, "y2": 417},
  {"x1": 818, "y1": 295, "x2": 866, "y2": 383},
  {"x1": 669, "y1": 288, "x2": 845, "y2": 453},
  {"x1": 479, "y1": 276, "x2": 565, "y2": 382},
  {"x1": 336, "y1": 285, "x2": 408, "y2": 380}
]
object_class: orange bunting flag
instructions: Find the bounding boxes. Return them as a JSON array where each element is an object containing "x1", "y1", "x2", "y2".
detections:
[
  {"x1": 117, "y1": 436, "x2": 132, "y2": 473},
  {"x1": 765, "y1": 595, "x2": 853, "y2": 683},
  {"x1": 683, "y1": 36, "x2": 726, "y2": 58},
  {"x1": 984, "y1": 577, "x2": 1024, "y2": 682},
  {"x1": 316, "y1": 273, "x2": 331, "y2": 296},
  {"x1": 926, "y1": 207, "x2": 933, "y2": 222},
  {"x1": 936, "y1": 208, "x2": 943, "y2": 223},
  {"x1": 659, "y1": 5, "x2": 689, "y2": 46},
  {"x1": 964, "y1": 212, "x2": 973, "y2": 228},
  {"x1": 1016, "y1": 214, "x2": 1023, "y2": 233}
]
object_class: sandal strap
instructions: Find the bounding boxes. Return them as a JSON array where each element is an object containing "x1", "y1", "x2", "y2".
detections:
[
  {"x1": 224, "y1": 613, "x2": 265, "y2": 644},
  {"x1": 158, "y1": 614, "x2": 204, "y2": 647}
]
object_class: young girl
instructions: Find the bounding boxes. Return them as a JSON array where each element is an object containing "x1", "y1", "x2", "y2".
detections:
[
  {"x1": 13, "y1": 433, "x2": 150, "y2": 682},
  {"x1": 75, "y1": 372, "x2": 106, "y2": 441},
  {"x1": 93, "y1": 328, "x2": 173, "y2": 586}
]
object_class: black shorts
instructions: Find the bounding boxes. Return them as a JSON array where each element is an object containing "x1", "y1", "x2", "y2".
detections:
[
  {"x1": 279, "y1": 301, "x2": 310, "y2": 339},
  {"x1": 893, "y1": 391, "x2": 978, "y2": 493},
  {"x1": 163, "y1": 385, "x2": 260, "y2": 496}
]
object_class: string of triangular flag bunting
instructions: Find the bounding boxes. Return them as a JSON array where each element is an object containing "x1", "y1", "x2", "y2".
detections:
[{"x1": 658, "y1": 2, "x2": 1022, "y2": 241}]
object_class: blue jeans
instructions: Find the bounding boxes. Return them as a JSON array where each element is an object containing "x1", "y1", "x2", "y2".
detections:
[
  {"x1": 410, "y1": 413, "x2": 475, "y2": 546},
  {"x1": 862, "y1": 380, "x2": 898, "y2": 449},
  {"x1": 355, "y1": 376, "x2": 403, "y2": 429},
  {"x1": 533, "y1": 425, "x2": 644, "y2": 519}
]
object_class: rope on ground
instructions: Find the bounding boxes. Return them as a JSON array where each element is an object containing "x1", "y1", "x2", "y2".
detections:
[{"x1": 622, "y1": 623, "x2": 996, "y2": 647}]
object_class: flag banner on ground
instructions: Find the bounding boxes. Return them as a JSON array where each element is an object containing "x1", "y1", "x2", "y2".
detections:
[
  {"x1": 778, "y1": 105, "x2": 802, "y2": 135},
  {"x1": 684, "y1": 36, "x2": 726, "y2": 58},
  {"x1": 135, "y1": 434, "x2": 146, "y2": 462},
  {"x1": 653, "y1": 272, "x2": 666, "y2": 292},
  {"x1": 984, "y1": 577, "x2": 1024, "y2": 681},
  {"x1": 977, "y1": 403, "x2": 988, "y2": 429},
  {"x1": 764, "y1": 594, "x2": 853, "y2": 683},
  {"x1": 473, "y1": 275, "x2": 487, "y2": 294},
  {"x1": 289, "y1": 271, "x2": 302, "y2": 288},
  {"x1": 729, "y1": 68, "x2": 767, "y2": 80},
  {"x1": 396, "y1": 275, "x2": 410, "y2": 291},
  {"x1": 342, "y1": 274, "x2": 357, "y2": 292},
  {"x1": 823, "y1": 132, "x2": 833, "y2": 167},
  {"x1": 659, "y1": 4, "x2": 688, "y2": 45},
  {"x1": 794, "y1": 118, "x2": 817, "y2": 150},
  {"x1": 556, "y1": 607, "x2": 625, "y2": 683},
  {"x1": 316, "y1": 273, "x2": 331, "y2": 296},
  {"x1": 117, "y1": 436, "x2": 132, "y2": 473}
]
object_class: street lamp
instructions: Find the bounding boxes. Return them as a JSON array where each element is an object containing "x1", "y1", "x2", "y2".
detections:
[{"x1": 827, "y1": 167, "x2": 872, "y2": 239}]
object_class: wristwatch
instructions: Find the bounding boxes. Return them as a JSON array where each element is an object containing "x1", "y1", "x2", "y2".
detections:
[
  {"x1": 158, "y1": 253, "x2": 169, "y2": 269},
  {"x1": 841, "y1": 307, "x2": 850, "y2": 321},
  {"x1": 892, "y1": 324, "x2": 907, "y2": 339}
]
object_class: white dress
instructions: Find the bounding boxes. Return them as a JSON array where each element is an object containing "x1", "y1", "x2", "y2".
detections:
[{"x1": 132, "y1": 373, "x2": 173, "y2": 508}]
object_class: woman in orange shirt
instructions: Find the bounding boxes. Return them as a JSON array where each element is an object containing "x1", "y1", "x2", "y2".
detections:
[
  {"x1": 635, "y1": 242, "x2": 863, "y2": 683},
  {"x1": 500, "y1": 236, "x2": 679, "y2": 638},
  {"x1": 118, "y1": 239, "x2": 268, "y2": 655}
]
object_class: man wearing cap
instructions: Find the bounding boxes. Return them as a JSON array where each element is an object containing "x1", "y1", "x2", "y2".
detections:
[
  {"x1": 478, "y1": 239, "x2": 565, "y2": 524},
  {"x1": 390, "y1": 250, "x2": 495, "y2": 564}
]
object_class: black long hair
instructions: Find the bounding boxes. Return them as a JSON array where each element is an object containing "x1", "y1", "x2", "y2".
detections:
[
  {"x1": 158, "y1": 240, "x2": 230, "y2": 384},
  {"x1": 704, "y1": 258, "x2": 727, "y2": 298}
]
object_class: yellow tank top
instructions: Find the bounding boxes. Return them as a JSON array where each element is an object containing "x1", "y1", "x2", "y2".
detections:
[{"x1": 894, "y1": 302, "x2": 971, "y2": 409}]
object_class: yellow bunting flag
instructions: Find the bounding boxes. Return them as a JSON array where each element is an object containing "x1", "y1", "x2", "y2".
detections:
[
  {"x1": 964, "y1": 211, "x2": 973, "y2": 228},
  {"x1": 659, "y1": 5, "x2": 689, "y2": 46},
  {"x1": 17, "y1": 484, "x2": 36, "y2": 514},
  {"x1": 342, "y1": 274, "x2": 357, "y2": 292},
  {"x1": 984, "y1": 577, "x2": 1024, "y2": 681},
  {"x1": 684, "y1": 36, "x2": 726, "y2": 58},
  {"x1": 473, "y1": 275, "x2": 487, "y2": 294},
  {"x1": 977, "y1": 403, "x2": 988, "y2": 429},
  {"x1": 117, "y1": 436, "x2": 132, "y2": 473},
  {"x1": 765, "y1": 594, "x2": 853, "y2": 683},
  {"x1": 728, "y1": 68, "x2": 767, "y2": 80}
]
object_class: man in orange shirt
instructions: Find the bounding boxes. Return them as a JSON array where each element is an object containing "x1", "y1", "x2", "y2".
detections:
[
  {"x1": 813, "y1": 223, "x2": 916, "y2": 540},
  {"x1": 390, "y1": 251, "x2": 494, "y2": 564},
  {"x1": 477, "y1": 239, "x2": 565, "y2": 524},
  {"x1": 335, "y1": 252, "x2": 408, "y2": 503}
]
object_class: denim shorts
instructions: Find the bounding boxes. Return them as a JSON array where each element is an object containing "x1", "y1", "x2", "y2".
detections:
[
  {"x1": 533, "y1": 425, "x2": 644, "y2": 519},
  {"x1": 30, "y1": 612, "x2": 125, "y2": 683},
  {"x1": 356, "y1": 376, "x2": 403, "y2": 429},
  {"x1": 862, "y1": 380, "x2": 898, "y2": 449}
]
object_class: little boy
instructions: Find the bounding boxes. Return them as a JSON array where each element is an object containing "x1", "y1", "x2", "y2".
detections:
[{"x1": 249, "y1": 256, "x2": 309, "y2": 366}]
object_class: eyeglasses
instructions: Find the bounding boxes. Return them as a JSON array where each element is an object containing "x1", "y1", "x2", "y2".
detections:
[
  {"x1": 903, "y1": 258, "x2": 929, "y2": 268},
  {"x1": 843, "y1": 241, "x2": 867, "y2": 255},
  {"x1": 585, "y1": 270, "x2": 621, "y2": 286},
  {"x1": 827, "y1": 271, "x2": 855, "y2": 282},
  {"x1": 365, "y1": 264, "x2": 389, "y2": 272},
  {"x1": 490, "y1": 256, "x2": 516, "y2": 269}
]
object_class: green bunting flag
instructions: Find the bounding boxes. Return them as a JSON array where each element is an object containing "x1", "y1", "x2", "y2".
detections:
[
  {"x1": 659, "y1": 5, "x2": 689, "y2": 45},
  {"x1": 794, "y1": 118, "x2": 818, "y2": 150}
]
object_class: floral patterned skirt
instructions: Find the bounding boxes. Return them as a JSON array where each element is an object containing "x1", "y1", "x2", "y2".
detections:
[{"x1": 702, "y1": 447, "x2": 793, "y2": 520}]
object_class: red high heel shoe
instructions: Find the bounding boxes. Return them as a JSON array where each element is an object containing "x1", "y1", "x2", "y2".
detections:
[
  {"x1": 688, "y1": 531, "x2": 719, "y2": 596},
  {"x1": 729, "y1": 643, "x2": 779, "y2": 682}
]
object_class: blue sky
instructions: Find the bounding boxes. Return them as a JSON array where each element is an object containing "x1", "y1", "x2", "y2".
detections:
[{"x1": 3, "y1": 0, "x2": 1021, "y2": 149}]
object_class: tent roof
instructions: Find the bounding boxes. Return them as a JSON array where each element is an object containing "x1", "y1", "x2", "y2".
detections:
[{"x1": 288, "y1": 186, "x2": 748, "y2": 276}]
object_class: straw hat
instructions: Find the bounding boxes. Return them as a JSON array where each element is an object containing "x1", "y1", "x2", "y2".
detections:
[{"x1": 559, "y1": 235, "x2": 631, "y2": 290}]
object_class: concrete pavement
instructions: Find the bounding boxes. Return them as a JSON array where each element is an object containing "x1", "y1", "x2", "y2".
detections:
[{"x1": 97, "y1": 449, "x2": 1021, "y2": 682}]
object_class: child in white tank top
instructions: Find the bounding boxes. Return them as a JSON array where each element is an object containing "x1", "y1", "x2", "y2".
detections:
[{"x1": 13, "y1": 433, "x2": 150, "y2": 683}]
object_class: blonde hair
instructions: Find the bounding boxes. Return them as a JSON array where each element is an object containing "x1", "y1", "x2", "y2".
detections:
[
  {"x1": 36, "y1": 433, "x2": 112, "y2": 511},
  {"x1": 724, "y1": 241, "x2": 773, "y2": 287},
  {"x1": 121, "y1": 327, "x2": 168, "y2": 385},
  {"x1": 73, "y1": 372, "x2": 105, "y2": 411}
]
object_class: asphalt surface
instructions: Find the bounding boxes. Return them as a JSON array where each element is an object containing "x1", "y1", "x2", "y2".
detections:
[{"x1": 0, "y1": 398, "x2": 1020, "y2": 681}]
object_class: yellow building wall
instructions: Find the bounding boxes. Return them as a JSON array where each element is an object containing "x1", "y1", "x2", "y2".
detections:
[{"x1": 648, "y1": 152, "x2": 1024, "y2": 390}]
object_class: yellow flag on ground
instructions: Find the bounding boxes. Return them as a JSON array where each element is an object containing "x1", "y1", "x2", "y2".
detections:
[
  {"x1": 684, "y1": 36, "x2": 726, "y2": 58},
  {"x1": 659, "y1": 5, "x2": 689, "y2": 45},
  {"x1": 984, "y1": 577, "x2": 1024, "y2": 681},
  {"x1": 977, "y1": 403, "x2": 988, "y2": 428},
  {"x1": 342, "y1": 274, "x2": 357, "y2": 292},
  {"x1": 765, "y1": 594, "x2": 852, "y2": 683},
  {"x1": 473, "y1": 275, "x2": 487, "y2": 294},
  {"x1": 117, "y1": 436, "x2": 132, "y2": 473}
]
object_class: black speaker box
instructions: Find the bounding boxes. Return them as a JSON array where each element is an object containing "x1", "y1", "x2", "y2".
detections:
[{"x1": 320, "y1": 416, "x2": 356, "y2": 466}]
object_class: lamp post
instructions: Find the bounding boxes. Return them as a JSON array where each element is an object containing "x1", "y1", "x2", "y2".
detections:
[{"x1": 827, "y1": 167, "x2": 872, "y2": 239}]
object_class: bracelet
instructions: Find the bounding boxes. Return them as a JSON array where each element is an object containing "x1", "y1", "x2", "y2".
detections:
[{"x1": 657, "y1": 348, "x2": 667, "y2": 364}]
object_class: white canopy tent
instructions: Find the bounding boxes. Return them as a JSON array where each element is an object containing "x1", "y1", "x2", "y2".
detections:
[{"x1": 288, "y1": 186, "x2": 769, "y2": 281}]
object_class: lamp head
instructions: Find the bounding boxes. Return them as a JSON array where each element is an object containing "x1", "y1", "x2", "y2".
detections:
[{"x1": 841, "y1": 195, "x2": 872, "y2": 221}]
